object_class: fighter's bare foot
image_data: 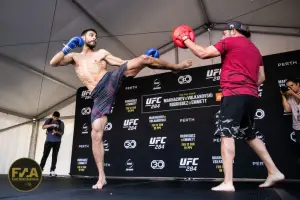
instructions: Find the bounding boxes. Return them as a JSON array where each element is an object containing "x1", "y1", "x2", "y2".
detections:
[
  {"x1": 259, "y1": 172, "x2": 285, "y2": 188},
  {"x1": 211, "y1": 182, "x2": 235, "y2": 192},
  {"x1": 92, "y1": 178, "x2": 107, "y2": 190}
]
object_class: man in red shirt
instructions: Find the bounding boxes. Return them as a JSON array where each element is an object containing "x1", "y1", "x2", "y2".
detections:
[{"x1": 178, "y1": 21, "x2": 284, "y2": 191}]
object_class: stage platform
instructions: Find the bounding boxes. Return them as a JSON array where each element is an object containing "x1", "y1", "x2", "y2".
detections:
[{"x1": 0, "y1": 175, "x2": 299, "y2": 200}]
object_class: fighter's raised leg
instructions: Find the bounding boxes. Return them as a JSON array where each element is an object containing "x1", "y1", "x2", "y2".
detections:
[{"x1": 125, "y1": 54, "x2": 192, "y2": 77}]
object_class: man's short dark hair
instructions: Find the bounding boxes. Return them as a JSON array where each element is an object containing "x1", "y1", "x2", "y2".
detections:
[
  {"x1": 286, "y1": 78, "x2": 300, "y2": 85},
  {"x1": 53, "y1": 111, "x2": 60, "y2": 118},
  {"x1": 81, "y1": 29, "x2": 97, "y2": 36}
]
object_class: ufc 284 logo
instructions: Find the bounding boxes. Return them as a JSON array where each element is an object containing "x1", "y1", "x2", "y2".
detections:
[
  {"x1": 145, "y1": 97, "x2": 162, "y2": 109},
  {"x1": 206, "y1": 69, "x2": 221, "y2": 81},
  {"x1": 123, "y1": 119, "x2": 139, "y2": 131},
  {"x1": 81, "y1": 90, "x2": 91, "y2": 100},
  {"x1": 179, "y1": 158, "x2": 199, "y2": 172},
  {"x1": 149, "y1": 137, "x2": 166, "y2": 149}
]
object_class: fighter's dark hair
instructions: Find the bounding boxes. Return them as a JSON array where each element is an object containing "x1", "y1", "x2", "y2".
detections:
[{"x1": 81, "y1": 29, "x2": 97, "y2": 36}]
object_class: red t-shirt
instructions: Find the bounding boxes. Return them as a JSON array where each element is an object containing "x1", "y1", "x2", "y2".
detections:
[{"x1": 213, "y1": 36, "x2": 263, "y2": 98}]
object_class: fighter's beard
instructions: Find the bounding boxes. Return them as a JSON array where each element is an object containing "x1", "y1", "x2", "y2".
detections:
[{"x1": 86, "y1": 43, "x2": 96, "y2": 50}]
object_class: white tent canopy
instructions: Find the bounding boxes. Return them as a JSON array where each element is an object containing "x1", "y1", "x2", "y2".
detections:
[{"x1": 0, "y1": 0, "x2": 299, "y2": 119}]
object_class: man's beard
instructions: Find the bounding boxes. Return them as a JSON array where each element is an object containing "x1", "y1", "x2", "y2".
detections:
[{"x1": 86, "y1": 42, "x2": 96, "y2": 50}]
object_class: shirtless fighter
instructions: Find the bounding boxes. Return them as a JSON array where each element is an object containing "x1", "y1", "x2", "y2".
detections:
[{"x1": 50, "y1": 29, "x2": 192, "y2": 189}]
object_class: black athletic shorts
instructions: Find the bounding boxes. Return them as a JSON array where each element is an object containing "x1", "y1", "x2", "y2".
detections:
[{"x1": 214, "y1": 95, "x2": 265, "y2": 141}]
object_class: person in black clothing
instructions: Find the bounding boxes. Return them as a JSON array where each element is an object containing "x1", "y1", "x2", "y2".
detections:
[{"x1": 40, "y1": 111, "x2": 64, "y2": 177}]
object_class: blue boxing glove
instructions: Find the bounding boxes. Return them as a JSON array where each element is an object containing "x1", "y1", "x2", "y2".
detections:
[
  {"x1": 62, "y1": 36, "x2": 85, "y2": 55},
  {"x1": 144, "y1": 48, "x2": 160, "y2": 58}
]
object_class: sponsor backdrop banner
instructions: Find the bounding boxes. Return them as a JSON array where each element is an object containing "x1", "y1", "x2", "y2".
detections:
[{"x1": 70, "y1": 50, "x2": 300, "y2": 179}]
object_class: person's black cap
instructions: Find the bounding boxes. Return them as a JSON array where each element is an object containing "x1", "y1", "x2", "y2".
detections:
[{"x1": 224, "y1": 21, "x2": 251, "y2": 38}]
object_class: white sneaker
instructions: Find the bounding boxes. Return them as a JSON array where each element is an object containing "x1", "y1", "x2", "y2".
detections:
[{"x1": 50, "y1": 171, "x2": 57, "y2": 177}]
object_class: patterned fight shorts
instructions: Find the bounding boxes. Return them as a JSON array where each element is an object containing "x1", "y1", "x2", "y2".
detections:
[
  {"x1": 90, "y1": 62, "x2": 128, "y2": 124},
  {"x1": 214, "y1": 95, "x2": 265, "y2": 141}
]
